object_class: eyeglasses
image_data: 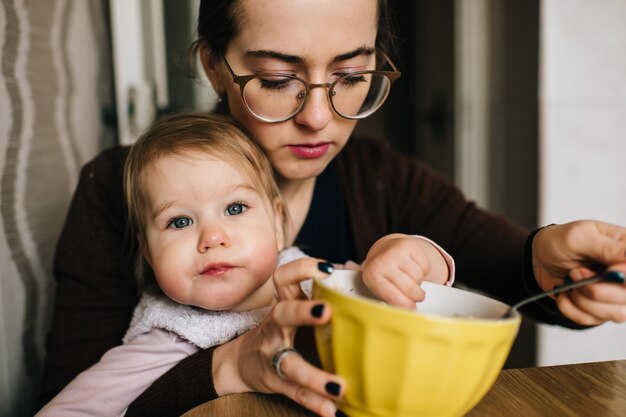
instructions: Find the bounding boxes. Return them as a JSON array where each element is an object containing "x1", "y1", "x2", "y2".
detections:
[{"x1": 221, "y1": 53, "x2": 401, "y2": 123}]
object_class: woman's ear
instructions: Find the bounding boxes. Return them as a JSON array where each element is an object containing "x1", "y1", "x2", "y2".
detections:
[{"x1": 199, "y1": 44, "x2": 224, "y2": 96}]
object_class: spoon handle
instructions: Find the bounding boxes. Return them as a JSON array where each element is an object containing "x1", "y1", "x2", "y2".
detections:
[{"x1": 504, "y1": 270, "x2": 625, "y2": 318}]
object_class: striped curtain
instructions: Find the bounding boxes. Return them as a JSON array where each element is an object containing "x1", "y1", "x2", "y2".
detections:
[{"x1": 0, "y1": 1, "x2": 114, "y2": 415}]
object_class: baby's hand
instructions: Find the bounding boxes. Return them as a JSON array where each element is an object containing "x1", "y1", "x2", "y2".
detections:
[{"x1": 362, "y1": 233, "x2": 450, "y2": 309}]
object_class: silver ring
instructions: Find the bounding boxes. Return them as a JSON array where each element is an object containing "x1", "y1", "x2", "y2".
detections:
[{"x1": 271, "y1": 346, "x2": 298, "y2": 379}]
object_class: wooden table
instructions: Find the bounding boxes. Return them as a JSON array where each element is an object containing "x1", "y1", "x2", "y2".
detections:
[{"x1": 182, "y1": 360, "x2": 626, "y2": 416}]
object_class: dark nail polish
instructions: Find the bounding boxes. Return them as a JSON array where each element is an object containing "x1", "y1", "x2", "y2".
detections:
[
  {"x1": 311, "y1": 304, "x2": 325, "y2": 318},
  {"x1": 318, "y1": 262, "x2": 334, "y2": 274},
  {"x1": 605, "y1": 270, "x2": 625, "y2": 284},
  {"x1": 325, "y1": 381, "x2": 341, "y2": 396},
  {"x1": 335, "y1": 409, "x2": 348, "y2": 417}
]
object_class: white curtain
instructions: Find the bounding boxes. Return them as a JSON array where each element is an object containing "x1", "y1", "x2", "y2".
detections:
[{"x1": 0, "y1": 1, "x2": 114, "y2": 415}]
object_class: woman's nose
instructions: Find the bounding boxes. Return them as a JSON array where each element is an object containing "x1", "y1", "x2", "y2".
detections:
[
  {"x1": 197, "y1": 223, "x2": 230, "y2": 252},
  {"x1": 293, "y1": 86, "x2": 333, "y2": 130}
]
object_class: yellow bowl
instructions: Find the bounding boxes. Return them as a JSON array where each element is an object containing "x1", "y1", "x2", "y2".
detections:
[{"x1": 313, "y1": 270, "x2": 521, "y2": 417}]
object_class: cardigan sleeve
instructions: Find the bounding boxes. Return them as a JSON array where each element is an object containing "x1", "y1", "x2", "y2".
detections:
[
  {"x1": 39, "y1": 146, "x2": 137, "y2": 408},
  {"x1": 337, "y1": 137, "x2": 584, "y2": 328},
  {"x1": 126, "y1": 347, "x2": 218, "y2": 416}
]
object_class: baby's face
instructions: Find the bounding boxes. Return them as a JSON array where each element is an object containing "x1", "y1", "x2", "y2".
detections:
[{"x1": 143, "y1": 153, "x2": 280, "y2": 312}]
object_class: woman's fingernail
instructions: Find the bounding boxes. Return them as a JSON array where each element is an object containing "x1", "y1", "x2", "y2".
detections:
[
  {"x1": 318, "y1": 262, "x2": 334, "y2": 274},
  {"x1": 325, "y1": 381, "x2": 341, "y2": 396},
  {"x1": 335, "y1": 409, "x2": 348, "y2": 417},
  {"x1": 311, "y1": 304, "x2": 325, "y2": 318},
  {"x1": 605, "y1": 270, "x2": 625, "y2": 284}
]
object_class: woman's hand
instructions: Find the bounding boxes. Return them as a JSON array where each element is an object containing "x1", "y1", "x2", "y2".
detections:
[
  {"x1": 211, "y1": 258, "x2": 345, "y2": 417},
  {"x1": 362, "y1": 233, "x2": 449, "y2": 309},
  {"x1": 532, "y1": 220, "x2": 626, "y2": 325}
]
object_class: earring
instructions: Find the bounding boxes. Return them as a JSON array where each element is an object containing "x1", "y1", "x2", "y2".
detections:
[{"x1": 216, "y1": 96, "x2": 223, "y2": 103}]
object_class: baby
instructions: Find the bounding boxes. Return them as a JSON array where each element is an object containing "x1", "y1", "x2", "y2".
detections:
[{"x1": 37, "y1": 113, "x2": 454, "y2": 416}]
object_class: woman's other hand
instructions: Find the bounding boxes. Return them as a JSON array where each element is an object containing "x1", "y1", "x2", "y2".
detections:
[
  {"x1": 211, "y1": 258, "x2": 344, "y2": 417},
  {"x1": 532, "y1": 220, "x2": 626, "y2": 325},
  {"x1": 362, "y1": 233, "x2": 449, "y2": 309}
]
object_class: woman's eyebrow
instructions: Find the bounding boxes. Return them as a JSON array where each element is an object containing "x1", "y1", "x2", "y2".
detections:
[
  {"x1": 245, "y1": 46, "x2": 375, "y2": 65},
  {"x1": 332, "y1": 46, "x2": 375, "y2": 63},
  {"x1": 245, "y1": 50, "x2": 304, "y2": 64}
]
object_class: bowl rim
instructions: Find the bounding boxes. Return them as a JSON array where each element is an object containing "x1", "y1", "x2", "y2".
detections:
[{"x1": 313, "y1": 271, "x2": 521, "y2": 324}]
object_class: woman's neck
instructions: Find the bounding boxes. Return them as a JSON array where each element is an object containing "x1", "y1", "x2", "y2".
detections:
[{"x1": 277, "y1": 176, "x2": 317, "y2": 246}]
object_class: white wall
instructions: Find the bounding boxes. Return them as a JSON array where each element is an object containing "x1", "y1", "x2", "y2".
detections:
[{"x1": 538, "y1": 0, "x2": 626, "y2": 366}]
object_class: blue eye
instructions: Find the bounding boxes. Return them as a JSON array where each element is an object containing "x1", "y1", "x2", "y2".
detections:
[
  {"x1": 226, "y1": 203, "x2": 247, "y2": 216},
  {"x1": 167, "y1": 217, "x2": 193, "y2": 229}
]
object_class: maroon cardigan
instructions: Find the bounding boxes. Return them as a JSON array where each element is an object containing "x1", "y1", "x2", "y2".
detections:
[{"x1": 39, "y1": 136, "x2": 576, "y2": 416}]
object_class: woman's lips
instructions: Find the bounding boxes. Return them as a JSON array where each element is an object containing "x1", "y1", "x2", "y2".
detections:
[
  {"x1": 287, "y1": 142, "x2": 330, "y2": 159},
  {"x1": 200, "y1": 263, "x2": 235, "y2": 276}
]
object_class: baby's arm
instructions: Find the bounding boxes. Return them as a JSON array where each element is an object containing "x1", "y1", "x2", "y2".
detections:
[
  {"x1": 362, "y1": 233, "x2": 455, "y2": 309},
  {"x1": 35, "y1": 329, "x2": 197, "y2": 417}
]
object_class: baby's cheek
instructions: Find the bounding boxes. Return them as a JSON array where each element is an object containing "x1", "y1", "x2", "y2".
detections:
[
  {"x1": 255, "y1": 248, "x2": 280, "y2": 281},
  {"x1": 153, "y1": 265, "x2": 186, "y2": 301}
]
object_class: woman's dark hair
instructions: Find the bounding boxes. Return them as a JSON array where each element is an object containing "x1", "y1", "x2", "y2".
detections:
[
  {"x1": 190, "y1": 0, "x2": 398, "y2": 69},
  {"x1": 188, "y1": 0, "x2": 398, "y2": 114}
]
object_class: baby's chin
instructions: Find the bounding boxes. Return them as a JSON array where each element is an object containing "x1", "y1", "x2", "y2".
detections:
[{"x1": 228, "y1": 283, "x2": 276, "y2": 312}]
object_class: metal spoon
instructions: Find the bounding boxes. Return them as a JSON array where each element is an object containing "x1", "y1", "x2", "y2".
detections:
[{"x1": 502, "y1": 270, "x2": 625, "y2": 318}]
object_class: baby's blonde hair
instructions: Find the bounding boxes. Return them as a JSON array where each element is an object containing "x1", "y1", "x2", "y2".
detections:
[{"x1": 124, "y1": 112, "x2": 287, "y2": 288}]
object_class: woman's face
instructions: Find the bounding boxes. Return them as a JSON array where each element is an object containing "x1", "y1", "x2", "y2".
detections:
[{"x1": 209, "y1": 0, "x2": 379, "y2": 182}]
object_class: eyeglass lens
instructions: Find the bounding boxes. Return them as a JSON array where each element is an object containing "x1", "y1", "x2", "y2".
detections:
[{"x1": 242, "y1": 73, "x2": 392, "y2": 122}]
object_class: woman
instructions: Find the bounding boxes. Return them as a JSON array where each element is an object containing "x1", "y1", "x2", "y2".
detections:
[{"x1": 39, "y1": 1, "x2": 626, "y2": 416}]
